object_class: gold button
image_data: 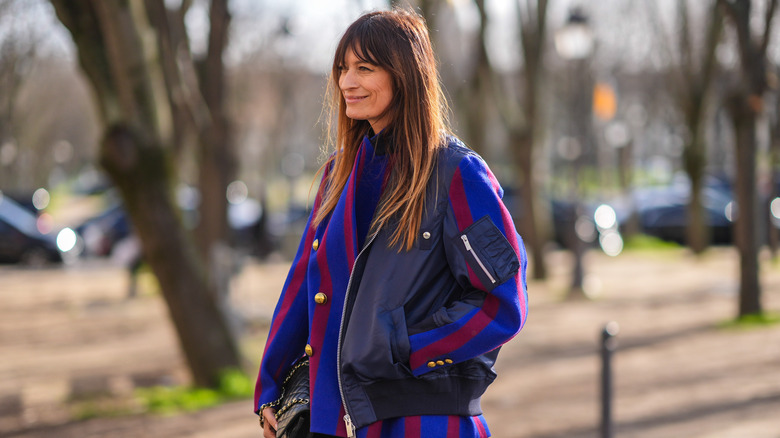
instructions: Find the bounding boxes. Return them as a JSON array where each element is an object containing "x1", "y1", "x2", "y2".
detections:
[
  {"x1": 312, "y1": 239, "x2": 319, "y2": 251},
  {"x1": 436, "y1": 360, "x2": 445, "y2": 366},
  {"x1": 314, "y1": 292, "x2": 328, "y2": 305},
  {"x1": 422, "y1": 231, "x2": 431, "y2": 240},
  {"x1": 427, "y1": 361, "x2": 436, "y2": 368},
  {"x1": 305, "y1": 344, "x2": 313, "y2": 356},
  {"x1": 445, "y1": 359, "x2": 453, "y2": 364}
]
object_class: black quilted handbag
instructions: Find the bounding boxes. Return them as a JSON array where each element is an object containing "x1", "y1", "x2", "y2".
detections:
[{"x1": 275, "y1": 358, "x2": 313, "y2": 438}]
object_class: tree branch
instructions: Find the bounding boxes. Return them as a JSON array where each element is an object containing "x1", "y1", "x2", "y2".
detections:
[
  {"x1": 717, "y1": 0, "x2": 738, "y2": 17},
  {"x1": 760, "y1": 0, "x2": 778, "y2": 56},
  {"x1": 678, "y1": 0, "x2": 694, "y2": 83},
  {"x1": 700, "y1": 2, "x2": 724, "y2": 92},
  {"x1": 180, "y1": 0, "x2": 193, "y2": 17},
  {"x1": 537, "y1": 0, "x2": 548, "y2": 41},
  {"x1": 645, "y1": 0, "x2": 679, "y2": 83}
]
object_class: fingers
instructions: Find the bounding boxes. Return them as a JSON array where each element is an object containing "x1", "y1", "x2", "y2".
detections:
[
  {"x1": 263, "y1": 419, "x2": 275, "y2": 438},
  {"x1": 263, "y1": 407, "x2": 278, "y2": 430},
  {"x1": 263, "y1": 422, "x2": 275, "y2": 438},
  {"x1": 262, "y1": 407, "x2": 277, "y2": 438}
]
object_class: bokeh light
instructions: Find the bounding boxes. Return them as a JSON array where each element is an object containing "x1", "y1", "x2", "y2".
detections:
[
  {"x1": 36, "y1": 213, "x2": 54, "y2": 234},
  {"x1": 56, "y1": 227, "x2": 77, "y2": 252},
  {"x1": 771, "y1": 198, "x2": 780, "y2": 220},
  {"x1": 575, "y1": 215, "x2": 597, "y2": 242},
  {"x1": 599, "y1": 229, "x2": 623, "y2": 257},
  {"x1": 594, "y1": 204, "x2": 617, "y2": 230},
  {"x1": 227, "y1": 180, "x2": 249, "y2": 204},
  {"x1": 32, "y1": 188, "x2": 50, "y2": 210}
]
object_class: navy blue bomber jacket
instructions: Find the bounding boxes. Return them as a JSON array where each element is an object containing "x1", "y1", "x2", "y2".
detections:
[{"x1": 254, "y1": 134, "x2": 529, "y2": 437}]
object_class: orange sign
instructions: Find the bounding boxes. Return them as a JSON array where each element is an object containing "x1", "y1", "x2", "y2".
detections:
[{"x1": 593, "y1": 83, "x2": 617, "y2": 121}]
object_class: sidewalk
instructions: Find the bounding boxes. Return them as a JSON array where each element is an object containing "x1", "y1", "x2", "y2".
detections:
[
  {"x1": 488, "y1": 249, "x2": 780, "y2": 437},
  {"x1": 1, "y1": 247, "x2": 779, "y2": 437}
]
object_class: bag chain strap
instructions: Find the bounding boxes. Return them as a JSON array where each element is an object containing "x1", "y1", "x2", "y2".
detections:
[{"x1": 258, "y1": 358, "x2": 310, "y2": 428}]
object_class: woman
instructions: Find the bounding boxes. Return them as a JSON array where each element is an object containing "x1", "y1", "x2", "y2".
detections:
[{"x1": 255, "y1": 8, "x2": 528, "y2": 438}]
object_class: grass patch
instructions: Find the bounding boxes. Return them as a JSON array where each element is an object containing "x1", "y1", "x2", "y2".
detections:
[
  {"x1": 136, "y1": 368, "x2": 253, "y2": 415},
  {"x1": 719, "y1": 312, "x2": 780, "y2": 330},
  {"x1": 622, "y1": 234, "x2": 681, "y2": 252},
  {"x1": 73, "y1": 398, "x2": 140, "y2": 420}
]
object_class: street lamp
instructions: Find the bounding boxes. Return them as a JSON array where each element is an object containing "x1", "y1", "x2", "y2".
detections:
[
  {"x1": 555, "y1": 7, "x2": 595, "y2": 299},
  {"x1": 554, "y1": 8, "x2": 594, "y2": 62}
]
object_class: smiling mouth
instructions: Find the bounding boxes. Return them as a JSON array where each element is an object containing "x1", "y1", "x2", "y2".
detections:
[{"x1": 344, "y1": 96, "x2": 366, "y2": 104}]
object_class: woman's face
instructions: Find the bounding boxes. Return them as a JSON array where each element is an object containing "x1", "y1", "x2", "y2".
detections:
[{"x1": 338, "y1": 47, "x2": 394, "y2": 133}]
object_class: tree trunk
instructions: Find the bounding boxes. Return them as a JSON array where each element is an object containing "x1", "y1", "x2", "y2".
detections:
[
  {"x1": 445, "y1": 0, "x2": 551, "y2": 281},
  {"x1": 684, "y1": 114, "x2": 709, "y2": 253},
  {"x1": 686, "y1": 171, "x2": 708, "y2": 251},
  {"x1": 51, "y1": 0, "x2": 242, "y2": 387},
  {"x1": 769, "y1": 165, "x2": 780, "y2": 259},
  {"x1": 196, "y1": 0, "x2": 237, "y2": 303},
  {"x1": 145, "y1": 0, "x2": 237, "y2": 285},
  {"x1": 510, "y1": 127, "x2": 548, "y2": 280},
  {"x1": 566, "y1": 202, "x2": 586, "y2": 299},
  {"x1": 660, "y1": 1, "x2": 722, "y2": 255},
  {"x1": 768, "y1": 88, "x2": 780, "y2": 257},
  {"x1": 142, "y1": 0, "x2": 191, "y2": 159},
  {"x1": 0, "y1": 34, "x2": 31, "y2": 191},
  {"x1": 617, "y1": 141, "x2": 640, "y2": 239},
  {"x1": 727, "y1": 94, "x2": 762, "y2": 316},
  {"x1": 719, "y1": 0, "x2": 776, "y2": 318},
  {"x1": 453, "y1": 0, "x2": 491, "y2": 156},
  {"x1": 101, "y1": 125, "x2": 242, "y2": 386}
]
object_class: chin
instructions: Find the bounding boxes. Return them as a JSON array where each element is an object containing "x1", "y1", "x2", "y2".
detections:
[{"x1": 346, "y1": 112, "x2": 367, "y2": 122}]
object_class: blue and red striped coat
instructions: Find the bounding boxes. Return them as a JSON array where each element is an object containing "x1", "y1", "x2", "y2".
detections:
[{"x1": 254, "y1": 134, "x2": 528, "y2": 437}]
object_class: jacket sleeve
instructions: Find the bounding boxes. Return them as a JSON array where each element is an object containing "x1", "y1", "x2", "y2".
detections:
[
  {"x1": 253, "y1": 166, "x2": 330, "y2": 413},
  {"x1": 407, "y1": 153, "x2": 528, "y2": 377}
]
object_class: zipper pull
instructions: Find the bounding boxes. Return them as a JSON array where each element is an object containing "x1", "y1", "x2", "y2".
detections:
[
  {"x1": 461, "y1": 234, "x2": 497, "y2": 284},
  {"x1": 344, "y1": 414, "x2": 356, "y2": 438}
]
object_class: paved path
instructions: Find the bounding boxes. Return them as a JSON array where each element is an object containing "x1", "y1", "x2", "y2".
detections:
[{"x1": 1, "y1": 248, "x2": 779, "y2": 437}]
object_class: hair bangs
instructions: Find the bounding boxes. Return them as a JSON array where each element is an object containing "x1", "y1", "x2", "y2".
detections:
[{"x1": 333, "y1": 14, "x2": 394, "y2": 72}]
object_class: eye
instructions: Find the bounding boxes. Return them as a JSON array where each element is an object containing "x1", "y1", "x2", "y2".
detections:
[{"x1": 358, "y1": 65, "x2": 373, "y2": 72}]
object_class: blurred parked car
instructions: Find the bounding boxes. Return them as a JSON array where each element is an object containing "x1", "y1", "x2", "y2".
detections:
[
  {"x1": 0, "y1": 192, "x2": 79, "y2": 265},
  {"x1": 75, "y1": 203, "x2": 132, "y2": 257},
  {"x1": 226, "y1": 197, "x2": 272, "y2": 256},
  {"x1": 501, "y1": 187, "x2": 624, "y2": 256},
  {"x1": 550, "y1": 199, "x2": 624, "y2": 256},
  {"x1": 75, "y1": 195, "x2": 270, "y2": 258},
  {"x1": 3, "y1": 191, "x2": 37, "y2": 214},
  {"x1": 611, "y1": 175, "x2": 734, "y2": 245},
  {"x1": 266, "y1": 203, "x2": 311, "y2": 258}
]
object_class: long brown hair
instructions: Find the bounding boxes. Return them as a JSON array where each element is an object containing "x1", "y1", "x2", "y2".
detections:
[{"x1": 314, "y1": 8, "x2": 450, "y2": 250}]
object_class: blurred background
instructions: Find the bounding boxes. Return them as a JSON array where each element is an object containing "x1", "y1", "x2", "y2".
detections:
[{"x1": 1, "y1": 0, "x2": 780, "y2": 437}]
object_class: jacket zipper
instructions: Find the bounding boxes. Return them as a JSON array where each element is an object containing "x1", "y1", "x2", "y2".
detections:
[
  {"x1": 461, "y1": 234, "x2": 496, "y2": 284},
  {"x1": 337, "y1": 232, "x2": 378, "y2": 438}
]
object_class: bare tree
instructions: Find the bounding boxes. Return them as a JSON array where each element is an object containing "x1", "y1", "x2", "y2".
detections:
[
  {"x1": 471, "y1": 0, "x2": 550, "y2": 281},
  {"x1": 511, "y1": 0, "x2": 550, "y2": 281},
  {"x1": 196, "y1": 0, "x2": 237, "y2": 276},
  {"x1": 718, "y1": 0, "x2": 778, "y2": 317},
  {"x1": 415, "y1": 0, "x2": 550, "y2": 279},
  {"x1": 650, "y1": 1, "x2": 723, "y2": 253},
  {"x1": 452, "y1": 0, "x2": 492, "y2": 157},
  {"x1": 49, "y1": 0, "x2": 242, "y2": 387},
  {"x1": 0, "y1": 0, "x2": 39, "y2": 191},
  {"x1": 390, "y1": 0, "x2": 550, "y2": 281},
  {"x1": 144, "y1": 0, "x2": 237, "y2": 293}
]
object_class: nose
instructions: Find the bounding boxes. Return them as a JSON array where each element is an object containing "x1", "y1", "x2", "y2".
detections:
[{"x1": 339, "y1": 68, "x2": 357, "y2": 90}]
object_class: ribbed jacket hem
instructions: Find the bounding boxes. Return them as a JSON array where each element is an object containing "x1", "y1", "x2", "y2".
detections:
[{"x1": 352, "y1": 375, "x2": 491, "y2": 428}]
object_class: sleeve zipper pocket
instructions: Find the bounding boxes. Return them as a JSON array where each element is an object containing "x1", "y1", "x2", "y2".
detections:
[{"x1": 461, "y1": 234, "x2": 496, "y2": 284}]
